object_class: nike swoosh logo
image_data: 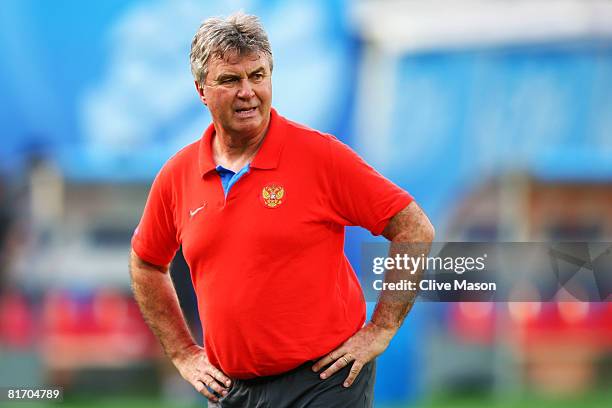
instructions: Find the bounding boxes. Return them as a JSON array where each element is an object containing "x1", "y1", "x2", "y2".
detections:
[{"x1": 189, "y1": 203, "x2": 206, "y2": 218}]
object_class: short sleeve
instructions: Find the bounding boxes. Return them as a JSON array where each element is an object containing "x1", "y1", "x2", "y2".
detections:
[
  {"x1": 131, "y1": 165, "x2": 180, "y2": 266},
  {"x1": 326, "y1": 137, "x2": 413, "y2": 235}
]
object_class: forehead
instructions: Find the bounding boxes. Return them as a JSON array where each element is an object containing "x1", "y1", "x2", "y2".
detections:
[{"x1": 208, "y1": 52, "x2": 269, "y2": 76}]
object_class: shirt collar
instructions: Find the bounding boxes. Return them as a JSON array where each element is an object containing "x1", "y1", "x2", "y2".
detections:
[{"x1": 198, "y1": 108, "x2": 286, "y2": 177}]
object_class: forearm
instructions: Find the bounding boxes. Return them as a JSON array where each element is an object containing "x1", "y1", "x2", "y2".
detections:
[
  {"x1": 372, "y1": 202, "x2": 435, "y2": 332},
  {"x1": 129, "y1": 250, "x2": 197, "y2": 361},
  {"x1": 370, "y1": 240, "x2": 431, "y2": 331},
  {"x1": 312, "y1": 226, "x2": 433, "y2": 385}
]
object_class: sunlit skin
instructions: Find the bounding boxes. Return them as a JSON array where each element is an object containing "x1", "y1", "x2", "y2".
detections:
[{"x1": 195, "y1": 52, "x2": 272, "y2": 171}]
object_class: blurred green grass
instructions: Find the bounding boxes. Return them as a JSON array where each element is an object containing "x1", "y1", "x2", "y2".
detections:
[{"x1": 3, "y1": 392, "x2": 612, "y2": 408}]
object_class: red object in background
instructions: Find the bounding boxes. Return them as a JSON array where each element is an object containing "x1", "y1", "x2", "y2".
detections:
[
  {"x1": 510, "y1": 302, "x2": 612, "y2": 348},
  {"x1": 0, "y1": 291, "x2": 34, "y2": 348},
  {"x1": 606, "y1": 302, "x2": 612, "y2": 338},
  {"x1": 40, "y1": 289, "x2": 160, "y2": 369},
  {"x1": 93, "y1": 289, "x2": 128, "y2": 331},
  {"x1": 42, "y1": 289, "x2": 78, "y2": 333},
  {"x1": 449, "y1": 301, "x2": 612, "y2": 347},
  {"x1": 509, "y1": 302, "x2": 612, "y2": 396},
  {"x1": 449, "y1": 302, "x2": 496, "y2": 344}
]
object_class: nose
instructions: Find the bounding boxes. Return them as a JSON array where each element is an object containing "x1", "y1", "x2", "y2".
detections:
[{"x1": 236, "y1": 78, "x2": 255, "y2": 99}]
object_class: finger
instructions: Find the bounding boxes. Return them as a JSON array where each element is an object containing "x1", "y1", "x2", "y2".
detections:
[
  {"x1": 312, "y1": 350, "x2": 338, "y2": 372},
  {"x1": 202, "y1": 375, "x2": 229, "y2": 397},
  {"x1": 319, "y1": 354, "x2": 352, "y2": 380},
  {"x1": 343, "y1": 361, "x2": 363, "y2": 388},
  {"x1": 207, "y1": 366, "x2": 232, "y2": 388},
  {"x1": 193, "y1": 380, "x2": 220, "y2": 402}
]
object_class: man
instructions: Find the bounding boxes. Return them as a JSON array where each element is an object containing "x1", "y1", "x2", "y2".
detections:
[{"x1": 130, "y1": 12, "x2": 434, "y2": 407}]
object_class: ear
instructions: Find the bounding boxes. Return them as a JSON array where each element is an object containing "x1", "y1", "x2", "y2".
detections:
[{"x1": 195, "y1": 80, "x2": 207, "y2": 105}]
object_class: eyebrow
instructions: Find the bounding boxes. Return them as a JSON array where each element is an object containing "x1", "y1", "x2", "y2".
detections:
[
  {"x1": 214, "y1": 66, "x2": 267, "y2": 82},
  {"x1": 248, "y1": 67, "x2": 266, "y2": 76}
]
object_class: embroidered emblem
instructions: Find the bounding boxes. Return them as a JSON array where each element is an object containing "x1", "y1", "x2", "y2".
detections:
[
  {"x1": 261, "y1": 184, "x2": 285, "y2": 208},
  {"x1": 189, "y1": 203, "x2": 206, "y2": 218}
]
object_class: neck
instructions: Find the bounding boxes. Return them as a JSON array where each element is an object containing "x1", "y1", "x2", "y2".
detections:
[{"x1": 212, "y1": 123, "x2": 269, "y2": 172}]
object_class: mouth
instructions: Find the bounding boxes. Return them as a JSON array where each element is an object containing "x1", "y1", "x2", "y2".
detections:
[{"x1": 234, "y1": 106, "x2": 258, "y2": 117}]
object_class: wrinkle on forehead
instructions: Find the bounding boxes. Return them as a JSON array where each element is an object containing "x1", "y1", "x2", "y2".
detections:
[{"x1": 213, "y1": 51, "x2": 262, "y2": 66}]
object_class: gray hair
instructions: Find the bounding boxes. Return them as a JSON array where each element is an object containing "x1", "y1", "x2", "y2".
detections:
[{"x1": 190, "y1": 12, "x2": 273, "y2": 86}]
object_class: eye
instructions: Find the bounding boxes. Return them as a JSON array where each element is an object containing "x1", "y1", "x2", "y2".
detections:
[
  {"x1": 220, "y1": 77, "x2": 238, "y2": 85},
  {"x1": 252, "y1": 73, "x2": 265, "y2": 81}
]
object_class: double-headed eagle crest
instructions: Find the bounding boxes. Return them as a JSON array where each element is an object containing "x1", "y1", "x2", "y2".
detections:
[{"x1": 261, "y1": 184, "x2": 285, "y2": 208}]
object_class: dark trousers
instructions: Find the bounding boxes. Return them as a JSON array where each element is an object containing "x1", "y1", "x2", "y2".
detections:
[{"x1": 208, "y1": 359, "x2": 376, "y2": 408}]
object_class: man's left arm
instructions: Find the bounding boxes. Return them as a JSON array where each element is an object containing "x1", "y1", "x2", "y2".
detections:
[{"x1": 312, "y1": 201, "x2": 435, "y2": 387}]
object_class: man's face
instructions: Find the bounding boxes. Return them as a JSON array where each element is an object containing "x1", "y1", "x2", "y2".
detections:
[{"x1": 198, "y1": 52, "x2": 272, "y2": 140}]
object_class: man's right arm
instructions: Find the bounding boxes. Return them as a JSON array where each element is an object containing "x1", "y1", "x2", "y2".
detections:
[{"x1": 129, "y1": 250, "x2": 231, "y2": 402}]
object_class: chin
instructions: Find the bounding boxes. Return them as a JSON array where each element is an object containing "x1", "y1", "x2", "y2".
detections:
[{"x1": 232, "y1": 121, "x2": 262, "y2": 134}]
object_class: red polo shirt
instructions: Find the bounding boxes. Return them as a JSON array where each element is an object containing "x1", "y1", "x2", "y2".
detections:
[{"x1": 132, "y1": 109, "x2": 413, "y2": 378}]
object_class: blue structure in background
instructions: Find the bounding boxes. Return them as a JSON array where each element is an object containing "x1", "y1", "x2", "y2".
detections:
[
  {"x1": 0, "y1": 0, "x2": 356, "y2": 181},
  {"x1": 1, "y1": 0, "x2": 611, "y2": 405},
  {"x1": 348, "y1": 43, "x2": 612, "y2": 404},
  {"x1": 346, "y1": 45, "x2": 612, "y2": 227}
]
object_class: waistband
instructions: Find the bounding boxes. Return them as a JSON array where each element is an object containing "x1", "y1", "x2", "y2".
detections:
[{"x1": 236, "y1": 360, "x2": 317, "y2": 386}]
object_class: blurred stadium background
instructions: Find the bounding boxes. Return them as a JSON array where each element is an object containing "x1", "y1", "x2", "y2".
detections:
[{"x1": 0, "y1": 0, "x2": 611, "y2": 406}]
